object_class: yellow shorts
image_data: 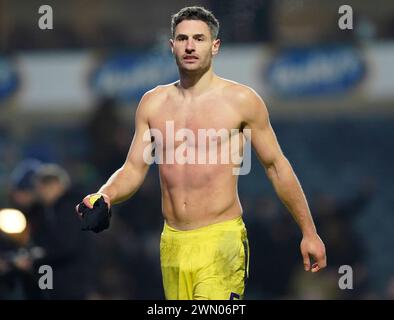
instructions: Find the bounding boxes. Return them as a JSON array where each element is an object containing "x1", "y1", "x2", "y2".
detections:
[{"x1": 160, "y1": 216, "x2": 249, "y2": 300}]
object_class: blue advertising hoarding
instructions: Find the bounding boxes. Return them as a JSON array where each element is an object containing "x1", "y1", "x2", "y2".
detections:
[{"x1": 265, "y1": 46, "x2": 366, "y2": 98}]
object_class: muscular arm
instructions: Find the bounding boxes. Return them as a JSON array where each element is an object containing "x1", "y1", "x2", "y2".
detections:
[
  {"x1": 246, "y1": 96, "x2": 315, "y2": 236},
  {"x1": 97, "y1": 92, "x2": 154, "y2": 205},
  {"x1": 240, "y1": 87, "x2": 326, "y2": 272}
]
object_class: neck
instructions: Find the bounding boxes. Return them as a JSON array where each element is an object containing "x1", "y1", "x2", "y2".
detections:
[{"x1": 178, "y1": 65, "x2": 215, "y2": 97}]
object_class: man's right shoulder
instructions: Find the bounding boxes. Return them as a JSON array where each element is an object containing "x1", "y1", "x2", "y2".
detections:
[
  {"x1": 141, "y1": 82, "x2": 177, "y2": 104},
  {"x1": 135, "y1": 83, "x2": 176, "y2": 119}
]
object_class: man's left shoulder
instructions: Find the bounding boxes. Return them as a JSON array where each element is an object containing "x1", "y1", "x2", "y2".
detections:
[
  {"x1": 220, "y1": 79, "x2": 262, "y2": 106},
  {"x1": 218, "y1": 79, "x2": 270, "y2": 125}
]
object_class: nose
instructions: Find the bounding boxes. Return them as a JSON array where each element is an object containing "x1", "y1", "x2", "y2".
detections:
[{"x1": 185, "y1": 39, "x2": 195, "y2": 53}]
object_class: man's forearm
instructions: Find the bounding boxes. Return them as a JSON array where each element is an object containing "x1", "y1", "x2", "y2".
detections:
[
  {"x1": 266, "y1": 156, "x2": 316, "y2": 236},
  {"x1": 98, "y1": 163, "x2": 148, "y2": 205}
]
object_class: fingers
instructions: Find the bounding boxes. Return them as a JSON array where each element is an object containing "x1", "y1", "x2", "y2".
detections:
[
  {"x1": 312, "y1": 254, "x2": 327, "y2": 273},
  {"x1": 301, "y1": 249, "x2": 311, "y2": 271},
  {"x1": 311, "y1": 262, "x2": 320, "y2": 273},
  {"x1": 83, "y1": 195, "x2": 94, "y2": 209},
  {"x1": 301, "y1": 235, "x2": 327, "y2": 273},
  {"x1": 86, "y1": 193, "x2": 111, "y2": 208},
  {"x1": 76, "y1": 193, "x2": 111, "y2": 217},
  {"x1": 75, "y1": 194, "x2": 94, "y2": 219}
]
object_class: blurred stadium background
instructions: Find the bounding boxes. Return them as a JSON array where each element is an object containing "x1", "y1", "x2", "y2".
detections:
[{"x1": 0, "y1": 0, "x2": 393, "y2": 299}]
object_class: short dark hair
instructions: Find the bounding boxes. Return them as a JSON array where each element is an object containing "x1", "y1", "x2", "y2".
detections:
[{"x1": 171, "y1": 6, "x2": 220, "y2": 39}]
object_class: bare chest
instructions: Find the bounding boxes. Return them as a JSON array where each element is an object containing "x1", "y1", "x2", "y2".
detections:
[{"x1": 149, "y1": 99, "x2": 242, "y2": 148}]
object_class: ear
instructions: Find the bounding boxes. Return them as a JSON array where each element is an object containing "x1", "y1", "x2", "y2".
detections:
[
  {"x1": 169, "y1": 39, "x2": 174, "y2": 55},
  {"x1": 212, "y1": 38, "x2": 221, "y2": 56}
]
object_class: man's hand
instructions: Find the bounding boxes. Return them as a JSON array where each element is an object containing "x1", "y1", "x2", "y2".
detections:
[
  {"x1": 76, "y1": 193, "x2": 112, "y2": 233},
  {"x1": 300, "y1": 234, "x2": 327, "y2": 272},
  {"x1": 75, "y1": 193, "x2": 111, "y2": 217}
]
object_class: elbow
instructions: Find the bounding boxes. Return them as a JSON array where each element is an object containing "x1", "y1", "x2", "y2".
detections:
[
  {"x1": 265, "y1": 155, "x2": 290, "y2": 182},
  {"x1": 265, "y1": 163, "x2": 278, "y2": 182}
]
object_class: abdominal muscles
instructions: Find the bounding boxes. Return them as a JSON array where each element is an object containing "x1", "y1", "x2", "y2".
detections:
[{"x1": 159, "y1": 162, "x2": 242, "y2": 230}]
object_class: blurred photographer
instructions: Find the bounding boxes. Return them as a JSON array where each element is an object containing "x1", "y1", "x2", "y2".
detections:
[{"x1": 32, "y1": 163, "x2": 94, "y2": 299}]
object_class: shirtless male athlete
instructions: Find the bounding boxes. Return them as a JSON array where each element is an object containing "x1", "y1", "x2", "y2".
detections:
[{"x1": 77, "y1": 6, "x2": 327, "y2": 300}]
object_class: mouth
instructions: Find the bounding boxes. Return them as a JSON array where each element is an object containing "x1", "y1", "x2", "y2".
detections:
[{"x1": 183, "y1": 55, "x2": 199, "y2": 63}]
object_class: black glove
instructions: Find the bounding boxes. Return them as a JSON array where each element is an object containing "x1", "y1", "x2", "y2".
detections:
[{"x1": 78, "y1": 196, "x2": 111, "y2": 233}]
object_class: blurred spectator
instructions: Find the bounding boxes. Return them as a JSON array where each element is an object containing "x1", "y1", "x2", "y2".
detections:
[
  {"x1": 0, "y1": 159, "x2": 43, "y2": 299},
  {"x1": 31, "y1": 163, "x2": 94, "y2": 299}
]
